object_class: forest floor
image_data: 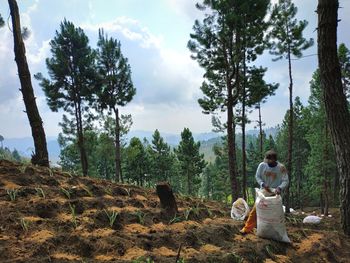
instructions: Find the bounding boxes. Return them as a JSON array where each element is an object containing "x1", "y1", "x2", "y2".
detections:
[{"x1": 0, "y1": 159, "x2": 350, "y2": 263}]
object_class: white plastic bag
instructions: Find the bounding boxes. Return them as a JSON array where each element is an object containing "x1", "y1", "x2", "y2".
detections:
[
  {"x1": 303, "y1": 215, "x2": 322, "y2": 224},
  {"x1": 283, "y1": 205, "x2": 297, "y2": 214},
  {"x1": 231, "y1": 198, "x2": 250, "y2": 221},
  {"x1": 255, "y1": 188, "x2": 290, "y2": 243}
]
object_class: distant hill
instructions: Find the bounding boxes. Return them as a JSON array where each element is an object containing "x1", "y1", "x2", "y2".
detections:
[
  {"x1": 126, "y1": 130, "x2": 219, "y2": 146},
  {"x1": 1, "y1": 136, "x2": 60, "y2": 164},
  {"x1": 0, "y1": 127, "x2": 278, "y2": 164}
]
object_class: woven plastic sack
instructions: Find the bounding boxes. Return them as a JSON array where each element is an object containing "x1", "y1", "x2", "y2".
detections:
[
  {"x1": 303, "y1": 215, "x2": 321, "y2": 224},
  {"x1": 231, "y1": 198, "x2": 250, "y2": 220},
  {"x1": 256, "y1": 188, "x2": 290, "y2": 243}
]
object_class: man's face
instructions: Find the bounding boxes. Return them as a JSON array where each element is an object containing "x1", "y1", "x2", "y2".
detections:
[{"x1": 266, "y1": 158, "x2": 277, "y2": 165}]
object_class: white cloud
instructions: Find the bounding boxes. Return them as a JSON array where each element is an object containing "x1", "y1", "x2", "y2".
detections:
[
  {"x1": 81, "y1": 17, "x2": 163, "y2": 49},
  {"x1": 26, "y1": 39, "x2": 51, "y2": 64},
  {"x1": 166, "y1": 0, "x2": 203, "y2": 21}
]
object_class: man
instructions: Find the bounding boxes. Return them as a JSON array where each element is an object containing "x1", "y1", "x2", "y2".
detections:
[{"x1": 240, "y1": 150, "x2": 289, "y2": 234}]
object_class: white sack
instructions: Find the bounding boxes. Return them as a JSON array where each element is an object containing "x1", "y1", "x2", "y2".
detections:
[
  {"x1": 303, "y1": 215, "x2": 322, "y2": 224},
  {"x1": 256, "y1": 188, "x2": 290, "y2": 243},
  {"x1": 231, "y1": 198, "x2": 250, "y2": 221}
]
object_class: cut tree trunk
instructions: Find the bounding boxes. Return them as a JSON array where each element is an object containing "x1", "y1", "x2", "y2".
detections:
[
  {"x1": 156, "y1": 182, "x2": 178, "y2": 217},
  {"x1": 318, "y1": 0, "x2": 350, "y2": 235},
  {"x1": 8, "y1": 0, "x2": 49, "y2": 167}
]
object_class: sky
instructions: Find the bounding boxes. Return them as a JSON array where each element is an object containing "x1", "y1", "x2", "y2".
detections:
[{"x1": 0, "y1": 0, "x2": 350, "y2": 139}]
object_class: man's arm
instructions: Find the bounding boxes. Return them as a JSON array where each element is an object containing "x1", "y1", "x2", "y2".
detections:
[{"x1": 255, "y1": 162, "x2": 265, "y2": 188}]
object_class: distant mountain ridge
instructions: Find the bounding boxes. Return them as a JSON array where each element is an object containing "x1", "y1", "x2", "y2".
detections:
[{"x1": 0, "y1": 127, "x2": 278, "y2": 163}]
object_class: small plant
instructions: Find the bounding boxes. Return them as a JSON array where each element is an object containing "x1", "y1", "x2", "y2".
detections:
[
  {"x1": 265, "y1": 245, "x2": 276, "y2": 260},
  {"x1": 105, "y1": 187, "x2": 113, "y2": 196},
  {"x1": 60, "y1": 187, "x2": 71, "y2": 199},
  {"x1": 20, "y1": 218, "x2": 30, "y2": 232},
  {"x1": 7, "y1": 189, "x2": 18, "y2": 201},
  {"x1": 82, "y1": 186, "x2": 93, "y2": 197},
  {"x1": 19, "y1": 164, "x2": 27, "y2": 174},
  {"x1": 124, "y1": 188, "x2": 131, "y2": 196},
  {"x1": 184, "y1": 208, "x2": 192, "y2": 221},
  {"x1": 169, "y1": 213, "x2": 183, "y2": 224},
  {"x1": 207, "y1": 208, "x2": 213, "y2": 218},
  {"x1": 47, "y1": 167, "x2": 54, "y2": 177},
  {"x1": 135, "y1": 210, "x2": 146, "y2": 225},
  {"x1": 176, "y1": 258, "x2": 186, "y2": 263},
  {"x1": 69, "y1": 203, "x2": 78, "y2": 228},
  {"x1": 104, "y1": 209, "x2": 119, "y2": 228},
  {"x1": 35, "y1": 187, "x2": 45, "y2": 198},
  {"x1": 190, "y1": 203, "x2": 201, "y2": 218}
]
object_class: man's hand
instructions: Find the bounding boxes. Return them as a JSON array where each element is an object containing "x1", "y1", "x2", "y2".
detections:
[
  {"x1": 275, "y1": 187, "x2": 281, "y2": 195},
  {"x1": 262, "y1": 183, "x2": 272, "y2": 193}
]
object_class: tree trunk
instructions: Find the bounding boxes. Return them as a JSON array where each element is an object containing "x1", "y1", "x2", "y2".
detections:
[
  {"x1": 296, "y1": 161, "x2": 301, "y2": 209},
  {"x1": 318, "y1": 0, "x2": 350, "y2": 235},
  {"x1": 242, "y1": 47, "x2": 247, "y2": 201},
  {"x1": 187, "y1": 170, "x2": 192, "y2": 196},
  {"x1": 322, "y1": 124, "x2": 329, "y2": 216},
  {"x1": 227, "y1": 86, "x2": 239, "y2": 202},
  {"x1": 285, "y1": 46, "x2": 294, "y2": 214},
  {"x1": 114, "y1": 108, "x2": 122, "y2": 182},
  {"x1": 334, "y1": 169, "x2": 339, "y2": 205},
  {"x1": 258, "y1": 103, "x2": 263, "y2": 158},
  {"x1": 8, "y1": 0, "x2": 49, "y2": 167},
  {"x1": 76, "y1": 101, "x2": 88, "y2": 176},
  {"x1": 320, "y1": 192, "x2": 324, "y2": 214}
]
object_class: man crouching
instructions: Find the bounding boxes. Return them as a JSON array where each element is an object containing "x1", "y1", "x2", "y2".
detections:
[{"x1": 240, "y1": 150, "x2": 289, "y2": 234}]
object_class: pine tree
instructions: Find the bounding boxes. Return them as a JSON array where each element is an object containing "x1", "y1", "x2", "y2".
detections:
[
  {"x1": 318, "y1": 0, "x2": 350, "y2": 235},
  {"x1": 36, "y1": 20, "x2": 97, "y2": 176},
  {"x1": 237, "y1": 0, "x2": 270, "y2": 201},
  {"x1": 175, "y1": 128, "x2": 206, "y2": 195},
  {"x1": 188, "y1": 0, "x2": 244, "y2": 201},
  {"x1": 150, "y1": 130, "x2": 174, "y2": 183},
  {"x1": 96, "y1": 29, "x2": 136, "y2": 182},
  {"x1": 8, "y1": 0, "x2": 49, "y2": 167},
  {"x1": 292, "y1": 97, "x2": 311, "y2": 209},
  {"x1": 268, "y1": 0, "x2": 314, "y2": 212},
  {"x1": 246, "y1": 66, "x2": 278, "y2": 159},
  {"x1": 95, "y1": 133, "x2": 115, "y2": 180},
  {"x1": 123, "y1": 137, "x2": 150, "y2": 186}
]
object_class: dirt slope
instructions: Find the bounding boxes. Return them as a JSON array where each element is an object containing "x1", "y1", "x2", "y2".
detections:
[{"x1": 0, "y1": 159, "x2": 349, "y2": 263}]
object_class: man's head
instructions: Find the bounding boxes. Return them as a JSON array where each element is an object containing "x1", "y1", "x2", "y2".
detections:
[{"x1": 264, "y1": 150, "x2": 277, "y2": 167}]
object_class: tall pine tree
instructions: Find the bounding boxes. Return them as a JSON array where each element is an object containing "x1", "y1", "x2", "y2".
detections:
[
  {"x1": 96, "y1": 29, "x2": 136, "y2": 182},
  {"x1": 188, "y1": 0, "x2": 244, "y2": 201},
  {"x1": 175, "y1": 128, "x2": 206, "y2": 195},
  {"x1": 268, "y1": 0, "x2": 314, "y2": 212},
  {"x1": 36, "y1": 20, "x2": 96, "y2": 176}
]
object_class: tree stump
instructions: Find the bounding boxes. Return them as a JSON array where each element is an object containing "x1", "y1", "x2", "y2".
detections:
[{"x1": 156, "y1": 182, "x2": 178, "y2": 217}]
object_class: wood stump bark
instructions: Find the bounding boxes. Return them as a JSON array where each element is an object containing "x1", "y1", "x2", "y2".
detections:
[{"x1": 156, "y1": 182, "x2": 178, "y2": 217}]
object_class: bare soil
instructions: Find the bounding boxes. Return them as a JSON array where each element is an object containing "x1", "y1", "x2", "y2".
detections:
[{"x1": 0, "y1": 159, "x2": 349, "y2": 263}]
